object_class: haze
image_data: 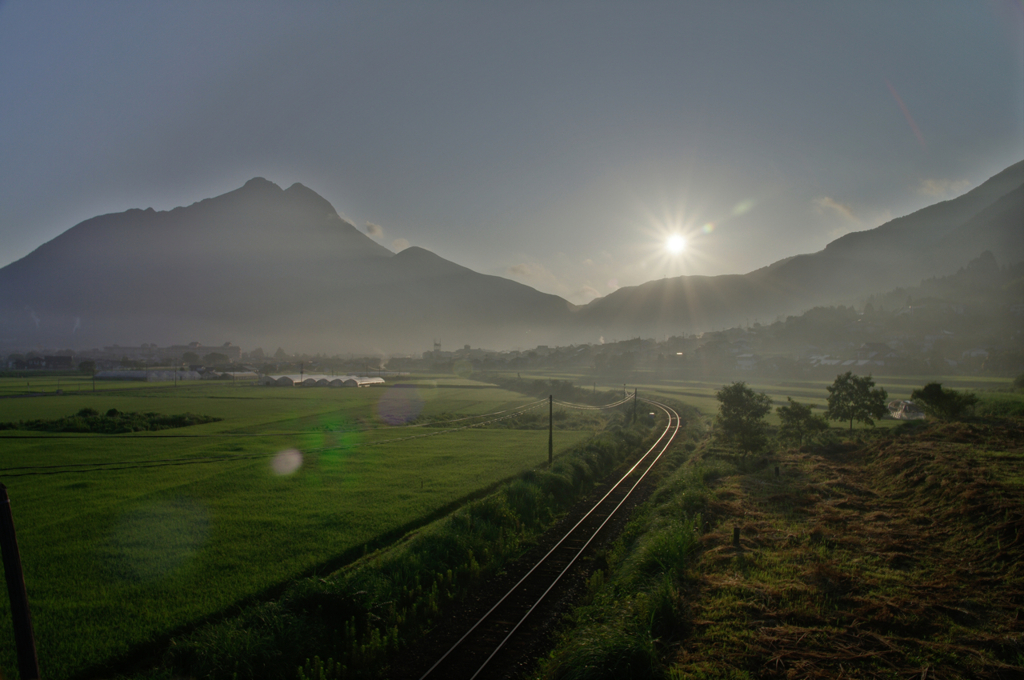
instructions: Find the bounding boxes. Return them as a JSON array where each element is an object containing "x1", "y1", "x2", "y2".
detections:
[{"x1": 1, "y1": 2, "x2": 1022, "y2": 305}]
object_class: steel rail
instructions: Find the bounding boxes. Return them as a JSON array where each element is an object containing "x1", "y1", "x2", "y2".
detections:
[{"x1": 417, "y1": 398, "x2": 681, "y2": 680}]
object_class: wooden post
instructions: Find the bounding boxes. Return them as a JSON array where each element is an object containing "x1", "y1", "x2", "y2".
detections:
[
  {"x1": 548, "y1": 395, "x2": 553, "y2": 466},
  {"x1": 732, "y1": 526, "x2": 740, "y2": 547},
  {"x1": 775, "y1": 466, "x2": 780, "y2": 477},
  {"x1": 0, "y1": 485, "x2": 40, "y2": 679}
]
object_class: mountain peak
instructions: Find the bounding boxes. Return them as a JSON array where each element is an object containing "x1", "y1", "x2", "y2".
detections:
[
  {"x1": 284, "y1": 181, "x2": 344, "y2": 220},
  {"x1": 241, "y1": 177, "x2": 282, "y2": 192}
]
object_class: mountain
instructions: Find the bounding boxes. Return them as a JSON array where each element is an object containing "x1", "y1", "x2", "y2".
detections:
[
  {"x1": 2, "y1": 161, "x2": 1020, "y2": 354},
  {"x1": 0, "y1": 179, "x2": 574, "y2": 353},
  {"x1": 577, "y1": 160, "x2": 1024, "y2": 338}
]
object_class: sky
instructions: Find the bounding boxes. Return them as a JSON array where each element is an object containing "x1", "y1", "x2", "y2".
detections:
[{"x1": 1, "y1": 1, "x2": 1022, "y2": 305}]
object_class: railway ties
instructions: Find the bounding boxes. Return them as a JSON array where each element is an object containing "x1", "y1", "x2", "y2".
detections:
[{"x1": 416, "y1": 400, "x2": 681, "y2": 680}]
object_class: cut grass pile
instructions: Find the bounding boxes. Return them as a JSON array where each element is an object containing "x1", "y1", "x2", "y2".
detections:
[
  {"x1": 0, "y1": 378, "x2": 607, "y2": 679},
  {"x1": 539, "y1": 417, "x2": 1024, "y2": 679}
]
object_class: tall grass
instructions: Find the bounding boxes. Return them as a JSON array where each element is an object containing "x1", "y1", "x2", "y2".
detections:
[{"x1": 537, "y1": 453, "x2": 715, "y2": 680}]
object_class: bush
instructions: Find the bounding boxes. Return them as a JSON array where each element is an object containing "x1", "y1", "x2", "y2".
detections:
[
  {"x1": 1, "y1": 410, "x2": 219, "y2": 433},
  {"x1": 776, "y1": 397, "x2": 829, "y2": 446},
  {"x1": 910, "y1": 383, "x2": 979, "y2": 421}
]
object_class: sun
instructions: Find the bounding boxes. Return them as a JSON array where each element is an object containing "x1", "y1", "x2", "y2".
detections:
[{"x1": 665, "y1": 234, "x2": 686, "y2": 255}]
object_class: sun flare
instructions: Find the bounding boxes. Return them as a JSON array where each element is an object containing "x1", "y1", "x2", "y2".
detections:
[{"x1": 665, "y1": 234, "x2": 686, "y2": 255}]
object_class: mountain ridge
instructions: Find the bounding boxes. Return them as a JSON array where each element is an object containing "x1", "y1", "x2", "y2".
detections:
[
  {"x1": 576, "y1": 160, "x2": 1024, "y2": 338},
  {"x1": 1, "y1": 161, "x2": 1020, "y2": 353}
]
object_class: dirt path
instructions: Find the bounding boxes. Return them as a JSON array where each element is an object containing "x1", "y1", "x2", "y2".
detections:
[{"x1": 675, "y1": 421, "x2": 1024, "y2": 678}]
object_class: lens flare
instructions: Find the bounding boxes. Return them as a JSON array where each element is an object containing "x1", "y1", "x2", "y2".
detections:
[
  {"x1": 377, "y1": 384, "x2": 427, "y2": 425},
  {"x1": 103, "y1": 498, "x2": 209, "y2": 582},
  {"x1": 272, "y1": 449, "x2": 303, "y2": 475}
]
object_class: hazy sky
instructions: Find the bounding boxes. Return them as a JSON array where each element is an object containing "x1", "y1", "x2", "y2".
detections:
[{"x1": 2, "y1": 2, "x2": 1022, "y2": 304}]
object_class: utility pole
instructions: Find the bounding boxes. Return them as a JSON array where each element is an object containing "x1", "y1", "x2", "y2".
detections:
[
  {"x1": 0, "y1": 485, "x2": 40, "y2": 679},
  {"x1": 548, "y1": 394, "x2": 553, "y2": 466},
  {"x1": 633, "y1": 389, "x2": 638, "y2": 422}
]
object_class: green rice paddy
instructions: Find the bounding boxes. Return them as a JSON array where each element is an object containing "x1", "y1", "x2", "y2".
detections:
[{"x1": 0, "y1": 377, "x2": 598, "y2": 679}]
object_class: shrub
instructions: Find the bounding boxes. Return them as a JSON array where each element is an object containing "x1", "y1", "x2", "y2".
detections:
[
  {"x1": 910, "y1": 382, "x2": 979, "y2": 421},
  {"x1": 776, "y1": 397, "x2": 829, "y2": 446}
]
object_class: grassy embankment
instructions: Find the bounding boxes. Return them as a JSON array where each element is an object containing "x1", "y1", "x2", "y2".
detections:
[
  {"x1": 537, "y1": 394, "x2": 1024, "y2": 678},
  {"x1": 0, "y1": 378, "x2": 600, "y2": 679}
]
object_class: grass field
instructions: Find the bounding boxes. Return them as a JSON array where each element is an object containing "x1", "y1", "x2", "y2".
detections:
[
  {"x1": 0, "y1": 377, "x2": 601, "y2": 679},
  {"x1": 0, "y1": 373, "x2": 164, "y2": 396}
]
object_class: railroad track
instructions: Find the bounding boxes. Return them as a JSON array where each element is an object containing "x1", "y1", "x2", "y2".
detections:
[{"x1": 416, "y1": 398, "x2": 682, "y2": 680}]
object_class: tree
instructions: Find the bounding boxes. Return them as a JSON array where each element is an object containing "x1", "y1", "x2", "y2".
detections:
[
  {"x1": 776, "y1": 397, "x2": 829, "y2": 446},
  {"x1": 182, "y1": 352, "x2": 200, "y2": 364},
  {"x1": 274, "y1": 347, "x2": 288, "y2": 361},
  {"x1": 714, "y1": 382, "x2": 773, "y2": 452},
  {"x1": 825, "y1": 372, "x2": 888, "y2": 431},
  {"x1": 910, "y1": 382, "x2": 978, "y2": 421}
]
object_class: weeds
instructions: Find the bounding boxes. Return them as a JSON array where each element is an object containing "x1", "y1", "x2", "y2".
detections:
[{"x1": 539, "y1": 436, "x2": 710, "y2": 680}]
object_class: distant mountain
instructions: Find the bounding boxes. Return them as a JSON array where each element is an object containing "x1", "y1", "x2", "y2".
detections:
[
  {"x1": 577, "y1": 160, "x2": 1024, "y2": 338},
  {"x1": 2, "y1": 161, "x2": 1020, "y2": 354},
  {"x1": 0, "y1": 178, "x2": 574, "y2": 353}
]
